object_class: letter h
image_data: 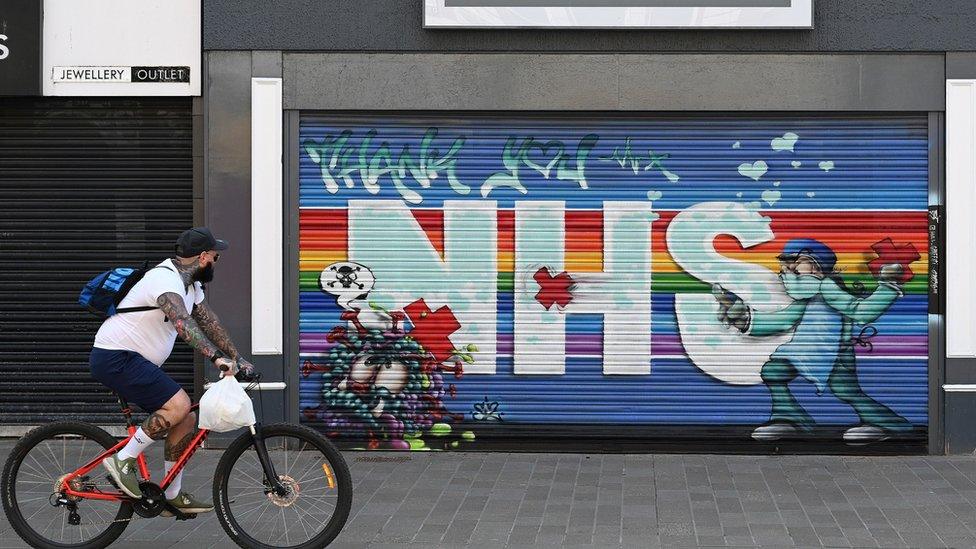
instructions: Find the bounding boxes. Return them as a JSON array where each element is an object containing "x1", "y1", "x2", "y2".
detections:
[{"x1": 513, "y1": 201, "x2": 654, "y2": 375}]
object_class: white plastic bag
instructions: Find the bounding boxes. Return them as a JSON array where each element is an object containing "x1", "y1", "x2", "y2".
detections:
[{"x1": 198, "y1": 376, "x2": 256, "y2": 432}]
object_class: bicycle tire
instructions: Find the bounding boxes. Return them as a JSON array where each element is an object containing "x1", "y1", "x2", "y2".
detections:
[
  {"x1": 1, "y1": 422, "x2": 134, "y2": 549},
  {"x1": 213, "y1": 423, "x2": 353, "y2": 549}
]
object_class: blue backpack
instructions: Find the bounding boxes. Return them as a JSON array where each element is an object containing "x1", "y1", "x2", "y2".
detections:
[{"x1": 79, "y1": 262, "x2": 173, "y2": 317}]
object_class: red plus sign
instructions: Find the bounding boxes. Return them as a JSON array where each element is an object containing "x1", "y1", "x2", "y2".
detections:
[
  {"x1": 534, "y1": 267, "x2": 575, "y2": 310},
  {"x1": 404, "y1": 298, "x2": 461, "y2": 363}
]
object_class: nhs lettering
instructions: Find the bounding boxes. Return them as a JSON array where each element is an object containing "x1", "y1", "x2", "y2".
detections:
[
  {"x1": 298, "y1": 115, "x2": 930, "y2": 450},
  {"x1": 338, "y1": 199, "x2": 655, "y2": 376}
]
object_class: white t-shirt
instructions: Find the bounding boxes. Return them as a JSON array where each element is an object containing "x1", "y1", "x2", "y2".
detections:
[{"x1": 94, "y1": 259, "x2": 205, "y2": 366}]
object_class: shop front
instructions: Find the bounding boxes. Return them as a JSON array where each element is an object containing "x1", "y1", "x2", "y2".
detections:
[{"x1": 201, "y1": 1, "x2": 976, "y2": 453}]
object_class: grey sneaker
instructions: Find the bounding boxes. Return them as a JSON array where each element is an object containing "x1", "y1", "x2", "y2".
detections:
[
  {"x1": 843, "y1": 425, "x2": 889, "y2": 445},
  {"x1": 751, "y1": 422, "x2": 799, "y2": 441},
  {"x1": 103, "y1": 455, "x2": 142, "y2": 499},
  {"x1": 162, "y1": 492, "x2": 214, "y2": 516}
]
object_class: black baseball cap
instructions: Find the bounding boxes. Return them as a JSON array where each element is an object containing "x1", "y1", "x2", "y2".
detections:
[{"x1": 176, "y1": 227, "x2": 229, "y2": 258}]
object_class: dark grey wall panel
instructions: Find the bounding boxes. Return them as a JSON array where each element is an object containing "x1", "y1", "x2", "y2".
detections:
[
  {"x1": 205, "y1": 0, "x2": 976, "y2": 52},
  {"x1": 283, "y1": 53, "x2": 945, "y2": 111},
  {"x1": 945, "y1": 393, "x2": 976, "y2": 454},
  {"x1": 946, "y1": 358, "x2": 976, "y2": 385},
  {"x1": 203, "y1": 51, "x2": 287, "y2": 430},
  {"x1": 947, "y1": 53, "x2": 976, "y2": 79},
  {"x1": 203, "y1": 51, "x2": 254, "y2": 391},
  {"x1": 251, "y1": 51, "x2": 283, "y2": 79}
]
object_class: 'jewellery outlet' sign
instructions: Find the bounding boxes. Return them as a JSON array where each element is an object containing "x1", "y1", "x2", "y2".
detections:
[
  {"x1": 52, "y1": 66, "x2": 191, "y2": 84},
  {"x1": 424, "y1": 0, "x2": 814, "y2": 28}
]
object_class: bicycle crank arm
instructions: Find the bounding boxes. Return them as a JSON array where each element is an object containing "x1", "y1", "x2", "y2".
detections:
[
  {"x1": 161, "y1": 503, "x2": 198, "y2": 521},
  {"x1": 250, "y1": 424, "x2": 288, "y2": 496}
]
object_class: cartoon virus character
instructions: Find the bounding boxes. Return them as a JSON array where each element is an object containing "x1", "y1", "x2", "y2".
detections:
[
  {"x1": 715, "y1": 238, "x2": 917, "y2": 445},
  {"x1": 305, "y1": 307, "x2": 464, "y2": 450}
]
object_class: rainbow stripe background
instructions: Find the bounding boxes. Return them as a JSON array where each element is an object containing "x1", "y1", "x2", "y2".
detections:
[{"x1": 298, "y1": 115, "x2": 929, "y2": 428}]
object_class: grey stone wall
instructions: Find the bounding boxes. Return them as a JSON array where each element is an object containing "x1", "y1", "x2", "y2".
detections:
[
  {"x1": 204, "y1": 0, "x2": 976, "y2": 52},
  {"x1": 283, "y1": 53, "x2": 945, "y2": 111}
]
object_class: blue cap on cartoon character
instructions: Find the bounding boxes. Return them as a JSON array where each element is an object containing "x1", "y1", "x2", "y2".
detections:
[
  {"x1": 777, "y1": 238, "x2": 837, "y2": 273},
  {"x1": 777, "y1": 238, "x2": 837, "y2": 299}
]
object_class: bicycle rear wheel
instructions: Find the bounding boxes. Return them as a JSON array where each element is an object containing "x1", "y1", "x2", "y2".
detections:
[
  {"x1": 213, "y1": 423, "x2": 352, "y2": 549},
  {"x1": 1, "y1": 422, "x2": 133, "y2": 549}
]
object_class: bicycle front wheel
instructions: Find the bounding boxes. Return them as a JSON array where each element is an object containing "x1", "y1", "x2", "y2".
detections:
[{"x1": 213, "y1": 423, "x2": 352, "y2": 549}]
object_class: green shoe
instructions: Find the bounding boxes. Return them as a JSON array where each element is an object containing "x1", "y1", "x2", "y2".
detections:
[
  {"x1": 163, "y1": 491, "x2": 214, "y2": 516},
  {"x1": 103, "y1": 455, "x2": 142, "y2": 499}
]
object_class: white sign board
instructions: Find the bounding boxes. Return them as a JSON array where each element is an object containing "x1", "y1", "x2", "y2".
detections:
[
  {"x1": 424, "y1": 0, "x2": 814, "y2": 29},
  {"x1": 44, "y1": 0, "x2": 200, "y2": 96}
]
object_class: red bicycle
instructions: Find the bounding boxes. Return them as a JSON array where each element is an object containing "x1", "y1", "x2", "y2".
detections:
[{"x1": 1, "y1": 374, "x2": 352, "y2": 549}]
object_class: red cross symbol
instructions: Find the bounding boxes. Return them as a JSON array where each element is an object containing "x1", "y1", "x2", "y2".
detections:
[
  {"x1": 868, "y1": 238, "x2": 920, "y2": 284},
  {"x1": 404, "y1": 298, "x2": 461, "y2": 363},
  {"x1": 534, "y1": 267, "x2": 575, "y2": 310}
]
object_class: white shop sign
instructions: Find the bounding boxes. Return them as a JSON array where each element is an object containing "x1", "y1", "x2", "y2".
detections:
[
  {"x1": 43, "y1": 0, "x2": 200, "y2": 96},
  {"x1": 424, "y1": 0, "x2": 814, "y2": 29}
]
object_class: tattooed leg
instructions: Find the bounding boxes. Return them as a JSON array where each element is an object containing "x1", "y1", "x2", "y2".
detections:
[
  {"x1": 164, "y1": 413, "x2": 198, "y2": 461},
  {"x1": 164, "y1": 432, "x2": 196, "y2": 461},
  {"x1": 141, "y1": 390, "x2": 191, "y2": 441},
  {"x1": 142, "y1": 412, "x2": 173, "y2": 440}
]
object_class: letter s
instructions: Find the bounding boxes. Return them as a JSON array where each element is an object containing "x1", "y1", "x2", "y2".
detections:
[
  {"x1": 0, "y1": 34, "x2": 9, "y2": 60},
  {"x1": 667, "y1": 201, "x2": 795, "y2": 385}
]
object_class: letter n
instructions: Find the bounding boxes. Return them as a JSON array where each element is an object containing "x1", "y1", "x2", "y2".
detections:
[{"x1": 348, "y1": 200, "x2": 498, "y2": 373}]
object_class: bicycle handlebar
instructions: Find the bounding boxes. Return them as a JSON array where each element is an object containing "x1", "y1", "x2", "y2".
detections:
[
  {"x1": 235, "y1": 370, "x2": 259, "y2": 383},
  {"x1": 217, "y1": 362, "x2": 259, "y2": 384}
]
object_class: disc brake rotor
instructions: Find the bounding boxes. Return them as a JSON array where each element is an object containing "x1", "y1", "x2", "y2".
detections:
[{"x1": 267, "y1": 475, "x2": 300, "y2": 507}]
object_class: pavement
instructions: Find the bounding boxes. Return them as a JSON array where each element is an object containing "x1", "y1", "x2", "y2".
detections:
[{"x1": 2, "y1": 440, "x2": 976, "y2": 548}]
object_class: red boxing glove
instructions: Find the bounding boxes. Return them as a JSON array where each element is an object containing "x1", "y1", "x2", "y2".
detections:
[{"x1": 867, "y1": 238, "x2": 920, "y2": 284}]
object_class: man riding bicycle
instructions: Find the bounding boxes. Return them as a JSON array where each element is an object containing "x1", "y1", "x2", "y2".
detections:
[{"x1": 89, "y1": 227, "x2": 255, "y2": 515}]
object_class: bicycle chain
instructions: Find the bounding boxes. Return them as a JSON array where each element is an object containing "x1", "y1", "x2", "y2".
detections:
[
  {"x1": 58, "y1": 477, "x2": 199, "y2": 526},
  {"x1": 63, "y1": 508, "x2": 199, "y2": 527}
]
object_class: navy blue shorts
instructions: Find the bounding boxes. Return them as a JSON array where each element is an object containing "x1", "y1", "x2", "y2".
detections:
[{"x1": 89, "y1": 348, "x2": 182, "y2": 413}]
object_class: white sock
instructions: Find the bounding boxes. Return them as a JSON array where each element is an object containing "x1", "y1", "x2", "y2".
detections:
[
  {"x1": 117, "y1": 428, "x2": 155, "y2": 461},
  {"x1": 164, "y1": 460, "x2": 183, "y2": 500}
]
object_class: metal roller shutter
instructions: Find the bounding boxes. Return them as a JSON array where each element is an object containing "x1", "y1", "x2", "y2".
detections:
[
  {"x1": 0, "y1": 98, "x2": 194, "y2": 425},
  {"x1": 297, "y1": 114, "x2": 929, "y2": 452}
]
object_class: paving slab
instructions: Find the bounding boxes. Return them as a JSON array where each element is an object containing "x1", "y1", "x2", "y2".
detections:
[{"x1": 1, "y1": 442, "x2": 975, "y2": 548}]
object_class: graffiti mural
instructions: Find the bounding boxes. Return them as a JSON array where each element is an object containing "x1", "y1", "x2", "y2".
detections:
[
  {"x1": 299, "y1": 115, "x2": 930, "y2": 449},
  {"x1": 302, "y1": 261, "x2": 477, "y2": 450}
]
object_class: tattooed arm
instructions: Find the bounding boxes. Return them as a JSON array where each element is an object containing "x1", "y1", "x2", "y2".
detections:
[
  {"x1": 190, "y1": 301, "x2": 241, "y2": 360},
  {"x1": 157, "y1": 292, "x2": 230, "y2": 367}
]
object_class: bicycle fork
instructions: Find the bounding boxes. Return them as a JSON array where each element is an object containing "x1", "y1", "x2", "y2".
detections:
[{"x1": 250, "y1": 424, "x2": 289, "y2": 497}]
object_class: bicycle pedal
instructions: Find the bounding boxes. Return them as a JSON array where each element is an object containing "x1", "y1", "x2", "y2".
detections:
[
  {"x1": 175, "y1": 513, "x2": 197, "y2": 521},
  {"x1": 105, "y1": 475, "x2": 120, "y2": 490}
]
